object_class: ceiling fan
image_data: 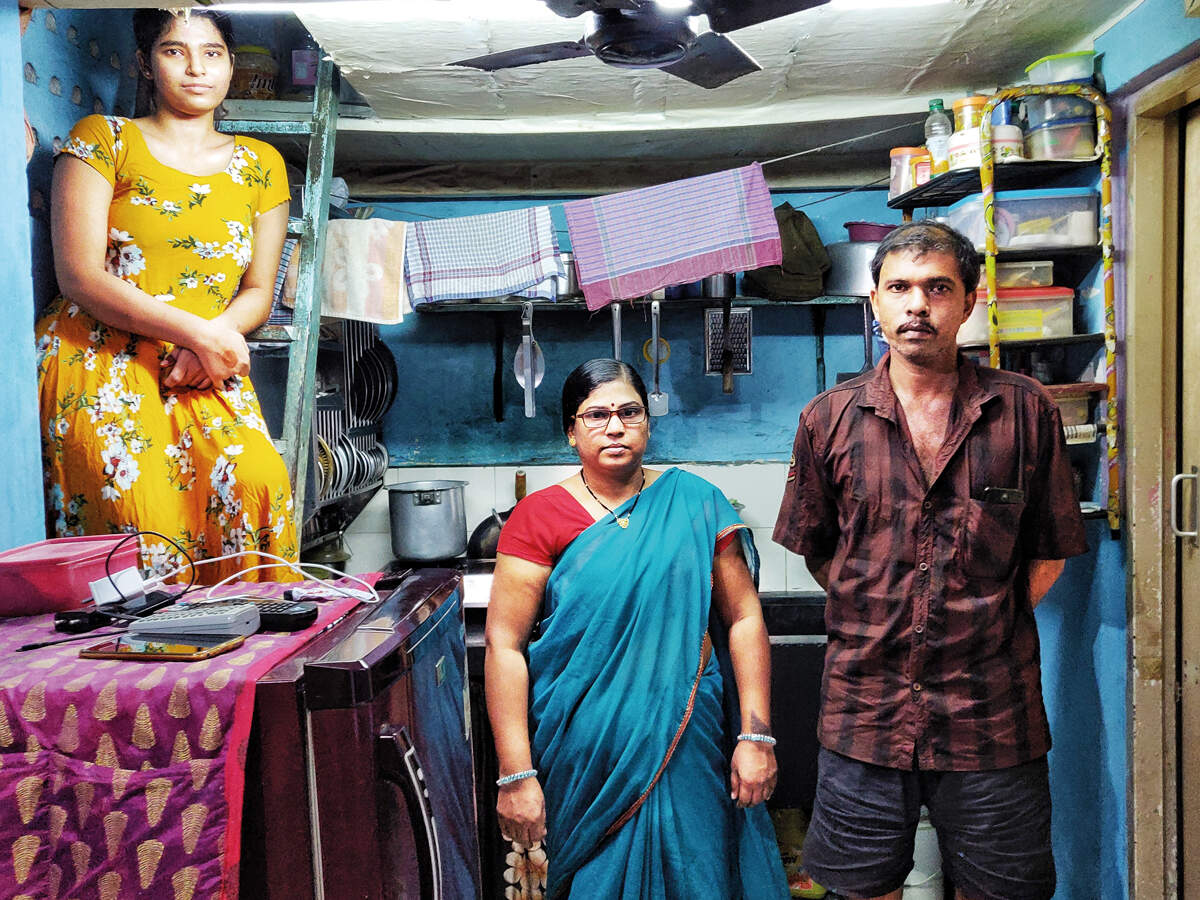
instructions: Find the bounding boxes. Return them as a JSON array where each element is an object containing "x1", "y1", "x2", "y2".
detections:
[{"x1": 448, "y1": 0, "x2": 832, "y2": 89}]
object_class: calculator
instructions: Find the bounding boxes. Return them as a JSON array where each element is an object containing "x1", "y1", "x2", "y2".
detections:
[
  {"x1": 244, "y1": 599, "x2": 319, "y2": 631},
  {"x1": 126, "y1": 602, "x2": 261, "y2": 637}
]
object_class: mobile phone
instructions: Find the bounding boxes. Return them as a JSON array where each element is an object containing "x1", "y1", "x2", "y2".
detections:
[{"x1": 79, "y1": 631, "x2": 246, "y2": 661}]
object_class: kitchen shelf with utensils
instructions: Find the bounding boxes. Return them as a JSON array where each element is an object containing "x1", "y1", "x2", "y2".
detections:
[
  {"x1": 413, "y1": 294, "x2": 864, "y2": 313},
  {"x1": 889, "y1": 82, "x2": 1119, "y2": 530},
  {"x1": 302, "y1": 320, "x2": 398, "y2": 552}
]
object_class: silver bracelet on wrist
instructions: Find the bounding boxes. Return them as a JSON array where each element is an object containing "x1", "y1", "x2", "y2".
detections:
[
  {"x1": 496, "y1": 768, "x2": 537, "y2": 786},
  {"x1": 737, "y1": 732, "x2": 777, "y2": 746}
]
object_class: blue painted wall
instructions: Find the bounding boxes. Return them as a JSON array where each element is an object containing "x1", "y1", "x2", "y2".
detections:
[
  {"x1": 0, "y1": 0, "x2": 46, "y2": 551},
  {"x1": 1095, "y1": 0, "x2": 1200, "y2": 92},
  {"x1": 1038, "y1": 521, "x2": 1127, "y2": 900},
  {"x1": 372, "y1": 189, "x2": 899, "y2": 465},
  {"x1": 21, "y1": 6, "x2": 138, "y2": 313}
]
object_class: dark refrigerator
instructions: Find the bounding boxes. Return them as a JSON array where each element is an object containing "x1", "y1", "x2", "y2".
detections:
[{"x1": 242, "y1": 568, "x2": 481, "y2": 900}]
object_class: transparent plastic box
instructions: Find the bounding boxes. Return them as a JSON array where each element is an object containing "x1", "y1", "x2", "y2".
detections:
[
  {"x1": 1023, "y1": 89, "x2": 1095, "y2": 129},
  {"x1": 1025, "y1": 51, "x2": 1095, "y2": 84},
  {"x1": 1026, "y1": 117, "x2": 1097, "y2": 160},
  {"x1": 957, "y1": 286, "x2": 1075, "y2": 345},
  {"x1": 947, "y1": 188, "x2": 1099, "y2": 250},
  {"x1": 991, "y1": 260, "x2": 1054, "y2": 289}
]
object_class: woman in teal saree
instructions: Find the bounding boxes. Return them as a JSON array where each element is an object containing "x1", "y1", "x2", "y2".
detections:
[{"x1": 486, "y1": 359, "x2": 788, "y2": 899}]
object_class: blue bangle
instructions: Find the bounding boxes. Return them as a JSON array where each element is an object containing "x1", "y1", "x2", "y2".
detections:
[
  {"x1": 737, "y1": 733, "x2": 777, "y2": 746},
  {"x1": 496, "y1": 768, "x2": 537, "y2": 786}
]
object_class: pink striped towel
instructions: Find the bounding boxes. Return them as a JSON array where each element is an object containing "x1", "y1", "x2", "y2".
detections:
[{"x1": 564, "y1": 163, "x2": 782, "y2": 310}]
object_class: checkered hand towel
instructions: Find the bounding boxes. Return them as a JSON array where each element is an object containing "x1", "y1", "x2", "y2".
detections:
[
  {"x1": 404, "y1": 206, "x2": 563, "y2": 305},
  {"x1": 564, "y1": 163, "x2": 783, "y2": 311}
]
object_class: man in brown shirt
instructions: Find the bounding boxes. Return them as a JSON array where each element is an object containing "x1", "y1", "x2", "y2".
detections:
[{"x1": 774, "y1": 221, "x2": 1086, "y2": 900}]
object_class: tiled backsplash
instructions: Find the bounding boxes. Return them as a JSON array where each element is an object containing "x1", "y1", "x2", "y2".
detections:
[{"x1": 343, "y1": 462, "x2": 822, "y2": 593}]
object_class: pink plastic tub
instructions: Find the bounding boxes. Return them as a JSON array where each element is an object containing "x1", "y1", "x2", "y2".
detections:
[
  {"x1": 0, "y1": 535, "x2": 141, "y2": 616},
  {"x1": 844, "y1": 221, "x2": 898, "y2": 242}
]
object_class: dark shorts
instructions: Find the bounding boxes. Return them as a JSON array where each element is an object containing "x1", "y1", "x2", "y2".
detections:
[{"x1": 802, "y1": 748, "x2": 1055, "y2": 900}]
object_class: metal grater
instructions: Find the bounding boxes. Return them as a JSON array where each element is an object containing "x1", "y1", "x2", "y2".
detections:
[{"x1": 704, "y1": 307, "x2": 752, "y2": 375}]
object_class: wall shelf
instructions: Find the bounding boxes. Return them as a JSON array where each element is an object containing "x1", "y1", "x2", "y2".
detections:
[
  {"x1": 886, "y1": 156, "x2": 1101, "y2": 210},
  {"x1": 413, "y1": 294, "x2": 865, "y2": 314},
  {"x1": 957, "y1": 332, "x2": 1105, "y2": 352}
]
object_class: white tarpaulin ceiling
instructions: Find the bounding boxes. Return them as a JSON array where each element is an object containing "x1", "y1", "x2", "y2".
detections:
[{"x1": 35, "y1": 0, "x2": 1136, "y2": 190}]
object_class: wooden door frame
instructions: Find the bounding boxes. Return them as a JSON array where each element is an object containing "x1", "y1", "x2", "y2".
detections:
[{"x1": 1125, "y1": 54, "x2": 1200, "y2": 900}]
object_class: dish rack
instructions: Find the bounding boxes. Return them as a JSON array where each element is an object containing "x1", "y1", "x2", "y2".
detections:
[{"x1": 303, "y1": 319, "x2": 397, "y2": 552}]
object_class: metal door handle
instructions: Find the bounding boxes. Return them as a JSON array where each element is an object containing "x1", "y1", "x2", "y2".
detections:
[
  {"x1": 378, "y1": 725, "x2": 442, "y2": 900},
  {"x1": 1170, "y1": 467, "x2": 1198, "y2": 542}
]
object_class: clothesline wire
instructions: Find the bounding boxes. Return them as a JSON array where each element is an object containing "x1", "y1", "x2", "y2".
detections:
[
  {"x1": 758, "y1": 119, "x2": 922, "y2": 168},
  {"x1": 346, "y1": 118, "x2": 923, "y2": 231}
]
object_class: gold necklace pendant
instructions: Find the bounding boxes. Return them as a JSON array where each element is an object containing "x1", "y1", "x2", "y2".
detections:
[{"x1": 617, "y1": 517, "x2": 629, "y2": 528}]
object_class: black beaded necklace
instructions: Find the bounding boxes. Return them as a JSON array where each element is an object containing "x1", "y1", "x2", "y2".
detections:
[{"x1": 580, "y1": 467, "x2": 645, "y2": 529}]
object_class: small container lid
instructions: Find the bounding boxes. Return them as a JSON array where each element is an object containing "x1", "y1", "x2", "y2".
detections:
[
  {"x1": 949, "y1": 186, "x2": 1097, "y2": 210},
  {"x1": 1025, "y1": 50, "x2": 1096, "y2": 74},
  {"x1": 1027, "y1": 116, "x2": 1095, "y2": 132},
  {"x1": 953, "y1": 95, "x2": 989, "y2": 110},
  {"x1": 990, "y1": 286, "x2": 1075, "y2": 300},
  {"x1": 890, "y1": 146, "x2": 925, "y2": 156}
]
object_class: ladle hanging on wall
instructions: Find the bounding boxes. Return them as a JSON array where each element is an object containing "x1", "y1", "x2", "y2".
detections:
[
  {"x1": 513, "y1": 301, "x2": 544, "y2": 418},
  {"x1": 611, "y1": 302, "x2": 622, "y2": 360}
]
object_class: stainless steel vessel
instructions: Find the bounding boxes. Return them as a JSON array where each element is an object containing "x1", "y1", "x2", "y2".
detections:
[{"x1": 388, "y1": 480, "x2": 468, "y2": 560}]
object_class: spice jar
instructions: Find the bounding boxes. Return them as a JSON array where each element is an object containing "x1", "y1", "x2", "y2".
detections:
[{"x1": 230, "y1": 45, "x2": 278, "y2": 100}]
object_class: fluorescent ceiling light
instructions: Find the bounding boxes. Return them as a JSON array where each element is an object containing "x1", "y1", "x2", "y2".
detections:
[
  {"x1": 655, "y1": 0, "x2": 695, "y2": 9},
  {"x1": 830, "y1": 0, "x2": 950, "y2": 7},
  {"x1": 219, "y1": 0, "x2": 552, "y2": 15}
]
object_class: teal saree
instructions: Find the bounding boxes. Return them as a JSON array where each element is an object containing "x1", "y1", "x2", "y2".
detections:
[{"x1": 527, "y1": 467, "x2": 788, "y2": 899}]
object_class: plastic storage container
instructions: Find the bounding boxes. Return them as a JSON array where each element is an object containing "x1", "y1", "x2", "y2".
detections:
[
  {"x1": 229, "y1": 45, "x2": 278, "y2": 100},
  {"x1": 952, "y1": 95, "x2": 989, "y2": 131},
  {"x1": 948, "y1": 124, "x2": 1024, "y2": 170},
  {"x1": 1023, "y1": 84, "x2": 1095, "y2": 129},
  {"x1": 889, "y1": 146, "x2": 924, "y2": 198},
  {"x1": 946, "y1": 187, "x2": 1099, "y2": 250},
  {"x1": 957, "y1": 286, "x2": 1075, "y2": 345},
  {"x1": 0, "y1": 535, "x2": 141, "y2": 616},
  {"x1": 992, "y1": 259, "x2": 1054, "y2": 288},
  {"x1": 1025, "y1": 50, "x2": 1096, "y2": 84},
  {"x1": 1026, "y1": 117, "x2": 1097, "y2": 160},
  {"x1": 844, "y1": 221, "x2": 898, "y2": 241}
]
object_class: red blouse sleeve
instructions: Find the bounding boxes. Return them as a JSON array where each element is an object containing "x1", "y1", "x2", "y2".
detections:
[{"x1": 496, "y1": 485, "x2": 596, "y2": 567}]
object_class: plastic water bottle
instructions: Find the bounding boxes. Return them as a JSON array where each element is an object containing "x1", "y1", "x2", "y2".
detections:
[{"x1": 924, "y1": 99, "x2": 952, "y2": 175}]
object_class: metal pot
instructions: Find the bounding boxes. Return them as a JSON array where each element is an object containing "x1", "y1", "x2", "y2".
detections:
[
  {"x1": 701, "y1": 273, "x2": 737, "y2": 298},
  {"x1": 824, "y1": 241, "x2": 880, "y2": 297},
  {"x1": 467, "y1": 507, "x2": 512, "y2": 560},
  {"x1": 557, "y1": 251, "x2": 581, "y2": 298},
  {"x1": 387, "y1": 480, "x2": 468, "y2": 561}
]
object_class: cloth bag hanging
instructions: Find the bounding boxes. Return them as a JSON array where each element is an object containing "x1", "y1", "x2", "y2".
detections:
[{"x1": 741, "y1": 203, "x2": 831, "y2": 301}]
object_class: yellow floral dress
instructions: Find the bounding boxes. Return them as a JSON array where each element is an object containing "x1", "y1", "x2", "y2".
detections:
[{"x1": 35, "y1": 115, "x2": 299, "y2": 584}]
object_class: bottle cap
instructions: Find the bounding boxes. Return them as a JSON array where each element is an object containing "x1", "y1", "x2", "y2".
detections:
[{"x1": 929, "y1": 98, "x2": 945, "y2": 110}]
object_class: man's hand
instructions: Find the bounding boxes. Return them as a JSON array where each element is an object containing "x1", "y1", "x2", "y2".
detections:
[
  {"x1": 496, "y1": 776, "x2": 547, "y2": 847},
  {"x1": 730, "y1": 740, "x2": 777, "y2": 808}
]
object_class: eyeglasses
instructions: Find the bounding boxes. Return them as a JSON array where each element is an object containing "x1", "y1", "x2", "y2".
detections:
[{"x1": 574, "y1": 404, "x2": 647, "y2": 429}]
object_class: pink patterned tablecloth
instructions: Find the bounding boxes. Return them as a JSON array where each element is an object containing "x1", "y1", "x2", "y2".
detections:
[{"x1": 0, "y1": 581, "x2": 368, "y2": 900}]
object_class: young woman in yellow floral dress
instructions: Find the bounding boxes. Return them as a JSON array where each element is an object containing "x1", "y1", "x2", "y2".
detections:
[{"x1": 35, "y1": 9, "x2": 299, "y2": 583}]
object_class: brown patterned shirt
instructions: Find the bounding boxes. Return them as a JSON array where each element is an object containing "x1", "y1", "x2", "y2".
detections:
[{"x1": 773, "y1": 355, "x2": 1087, "y2": 771}]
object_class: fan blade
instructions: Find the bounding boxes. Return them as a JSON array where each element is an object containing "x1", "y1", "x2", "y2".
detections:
[
  {"x1": 702, "y1": 0, "x2": 831, "y2": 33},
  {"x1": 660, "y1": 32, "x2": 759, "y2": 88},
  {"x1": 542, "y1": 0, "x2": 646, "y2": 17},
  {"x1": 449, "y1": 40, "x2": 593, "y2": 71}
]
